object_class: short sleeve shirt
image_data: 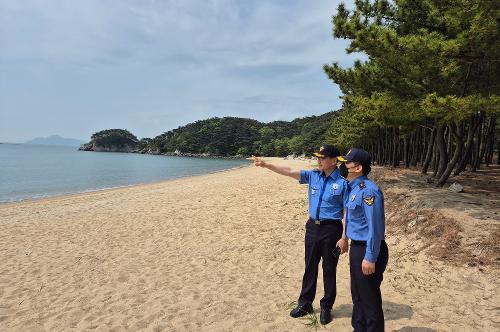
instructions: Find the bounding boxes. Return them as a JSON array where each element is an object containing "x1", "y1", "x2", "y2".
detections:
[{"x1": 299, "y1": 168, "x2": 348, "y2": 220}]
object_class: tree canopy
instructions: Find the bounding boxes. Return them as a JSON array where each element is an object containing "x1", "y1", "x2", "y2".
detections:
[
  {"x1": 324, "y1": 0, "x2": 499, "y2": 186},
  {"x1": 147, "y1": 113, "x2": 336, "y2": 157},
  {"x1": 89, "y1": 129, "x2": 139, "y2": 149}
]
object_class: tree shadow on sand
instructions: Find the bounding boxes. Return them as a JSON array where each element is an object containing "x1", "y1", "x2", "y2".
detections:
[
  {"x1": 392, "y1": 328, "x2": 437, "y2": 332},
  {"x1": 333, "y1": 301, "x2": 413, "y2": 320},
  {"x1": 333, "y1": 302, "x2": 436, "y2": 332}
]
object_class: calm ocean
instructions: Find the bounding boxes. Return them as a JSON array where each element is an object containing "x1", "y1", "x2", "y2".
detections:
[{"x1": 0, "y1": 143, "x2": 250, "y2": 203}]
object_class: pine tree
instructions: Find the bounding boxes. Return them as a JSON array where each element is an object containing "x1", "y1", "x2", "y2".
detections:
[{"x1": 324, "y1": 0, "x2": 500, "y2": 186}]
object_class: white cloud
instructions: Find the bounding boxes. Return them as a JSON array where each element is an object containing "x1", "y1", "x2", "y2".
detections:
[{"x1": 0, "y1": 0, "x2": 359, "y2": 142}]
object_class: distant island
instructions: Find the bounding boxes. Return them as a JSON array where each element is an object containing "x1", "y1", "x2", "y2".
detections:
[
  {"x1": 79, "y1": 112, "x2": 335, "y2": 157},
  {"x1": 26, "y1": 135, "x2": 85, "y2": 147}
]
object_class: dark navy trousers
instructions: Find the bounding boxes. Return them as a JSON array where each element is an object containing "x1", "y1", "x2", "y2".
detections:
[
  {"x1": 350, "y1": 240, "x2": 389, "y2": 332},
  {"x1": 298, "y1": 218, "x2": 343, "y2": 309}
]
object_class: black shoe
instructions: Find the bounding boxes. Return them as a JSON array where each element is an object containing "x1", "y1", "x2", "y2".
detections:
[
  {"x1": 320, "y1": 308, "x2": 332, "y2": 325},
  {"x1": 289, "y1": 304, "x2": 314, "y2": 318}
]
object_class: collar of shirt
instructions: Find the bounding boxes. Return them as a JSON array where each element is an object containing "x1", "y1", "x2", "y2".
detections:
[
  {"x1": 348, "y1": 175, "x2": 368, "y2": 189},
  {"x1": 321, "y1": 168, "x2": 340, "y2": 181}
]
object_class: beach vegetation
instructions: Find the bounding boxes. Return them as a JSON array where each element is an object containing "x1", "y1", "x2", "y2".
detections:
[{"x1": 303, "y1": 312, "x2": 325, "y2": 330}]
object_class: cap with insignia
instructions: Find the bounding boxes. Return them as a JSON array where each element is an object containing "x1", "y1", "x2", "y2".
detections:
[
  {"x1": 338, "y1": 148, "x2": 371, "y2": 167},
  {"x1": 313, "y1": 144, "x2": 340, "y2": 158}
]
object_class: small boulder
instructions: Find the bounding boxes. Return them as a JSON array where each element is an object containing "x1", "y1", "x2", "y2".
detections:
[{"x1": 449, "y1": 182, "x2": 464, "y2": 193}]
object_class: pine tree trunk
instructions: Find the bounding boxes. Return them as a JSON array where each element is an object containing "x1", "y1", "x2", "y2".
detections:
[
  {"x1": 435, "y1": 124, "x2": 448, "y2": 180},
  {"x1": 410, "y1": 128, "x2": 419, "y2": 167},
  {"x1": 420, "y1": 126, "x2": 427, "y2": 167},
  {"x1": 379, "y1": 129, "x2": 382, "y2": 164},
  {"x1": 471, "y1": 113, "x2": 485, "y2": 172},
  {"x1": 483, "y1": 115, "x2": 496, "y2": 166},
  {"x1": 433, "y1": 148, "x2": 439, "y2": 177},
  {"x1": 422, "y1": 127, "x2": 436, "y2": 174},
  {"x1": 436, "y1": 122, "x2": 464, "y2": 187},
  {"x1": 403, "y1": 136, "x2": 409, "y2": 167},
  {"x1": 392, "y1": 127, "x2": 400, "y2": 167},
  {"x1": 385, "y1": 128, "x2": 390, "y2": 165},
  {"x1": 478, "y1": 121, "x2": 489, "y2": 168},
  {"x1": 446, "y1": 125, "x2": 453, "y2": 157},
  {"x1": 454, "y1": 115, "x2": 477, "y2": 176}
]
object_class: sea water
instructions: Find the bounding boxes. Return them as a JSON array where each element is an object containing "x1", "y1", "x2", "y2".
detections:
[{"x1": 0, "y1": 143, "x2": 250, "y2": 203}]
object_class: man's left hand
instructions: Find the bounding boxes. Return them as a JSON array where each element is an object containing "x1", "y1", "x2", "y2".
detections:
[{"x1": 361, "y1": 259, "x2": 375, "y2": 275}]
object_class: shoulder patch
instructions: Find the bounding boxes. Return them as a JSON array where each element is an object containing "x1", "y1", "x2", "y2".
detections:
[
  {"x1": 359, "y1": 182, "x2": 366, "y2": 189},
  {"x1": 364, "y1": 196, "x2": 375, "y2": 206}
]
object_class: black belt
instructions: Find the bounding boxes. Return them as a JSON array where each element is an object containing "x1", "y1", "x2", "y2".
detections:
[
  {"x1": 308, "y1": 217, "x2": 342, "y2": 225},
  {"x1": 351, "y1": 239, "x2": 386, "y2": 246}
]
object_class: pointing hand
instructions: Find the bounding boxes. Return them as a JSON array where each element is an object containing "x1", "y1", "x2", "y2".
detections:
[{"x1": 251, "y1": 155, "x2": 266, "y2": 167}]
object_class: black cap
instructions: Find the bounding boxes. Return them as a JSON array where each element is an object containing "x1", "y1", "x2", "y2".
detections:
[
  {"x1": 338, "y1": 148, "x2": 371, "y2": 166},
  {"x1": 312, "y1": 144, "x2": 340, "y2": 158}
]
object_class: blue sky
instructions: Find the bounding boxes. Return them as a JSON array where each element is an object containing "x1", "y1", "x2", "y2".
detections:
[{"x1": 0, "y1": 0, "x2": 359, "y2": 143}]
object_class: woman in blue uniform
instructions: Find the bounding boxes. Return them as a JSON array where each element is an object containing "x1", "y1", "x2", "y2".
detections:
[{"x1": 338, "y1": 148, "x2": 389, "y2": 332}]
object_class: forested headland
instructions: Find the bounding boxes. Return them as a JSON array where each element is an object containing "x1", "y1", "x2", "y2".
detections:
[{"x1": 79, "y1": 112, "x2": 335, "y2": 158}]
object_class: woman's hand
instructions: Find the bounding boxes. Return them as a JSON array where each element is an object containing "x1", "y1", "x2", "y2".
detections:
[{"x1": 362, "y1": 259, "x2": 375, "y2": 275}]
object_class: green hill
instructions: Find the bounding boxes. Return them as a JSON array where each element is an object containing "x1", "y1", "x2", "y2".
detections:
[
  {"x1": 146, "y1": 112, "x2": 335, "y2": 157},
  {"x1": 79, "y1": 129, "x2": 139, "y2": 152},
  {"x1": 81, "y1": 112, "x2": 336, "y2": 157}
]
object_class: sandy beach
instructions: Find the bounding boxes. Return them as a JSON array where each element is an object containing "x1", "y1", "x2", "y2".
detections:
[{"x1": 1, "y1": 158, "x2": 499, "y2": 331}]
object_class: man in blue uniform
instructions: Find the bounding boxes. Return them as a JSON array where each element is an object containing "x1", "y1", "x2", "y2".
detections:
[
  {"x1": 338, "y1": 148, "x2": 388, "y2": 332},
  {"x1": 252, "y1": 145, "x2": 348, "y2": 325}
]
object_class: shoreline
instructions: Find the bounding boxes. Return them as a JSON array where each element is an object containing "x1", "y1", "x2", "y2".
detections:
[
  {"x1": 0, "y1": 163, "x2": 252, "y2": 208},
  {"x1": 78, "y1": 146, "x2": 251, "y2": 160}
]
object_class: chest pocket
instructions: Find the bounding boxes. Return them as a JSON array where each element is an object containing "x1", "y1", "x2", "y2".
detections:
[
  {"x1": 346, "y1": 193, "x2": 364, "y2": 218},
  {"x1": 310, "y1": 186, "x2": 320, "y2": 196},
  {"x1": 329, "y1": 182, "x2": 343, "y2": 196}
]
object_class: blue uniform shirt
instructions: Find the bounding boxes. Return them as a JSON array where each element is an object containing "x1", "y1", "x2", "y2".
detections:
[
  {"x1": 345, "y1": 175, "x2": 385, "y2": 263},
  {"x1": 299, "y1": 169, "x2": 348, "y2": 221}
]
